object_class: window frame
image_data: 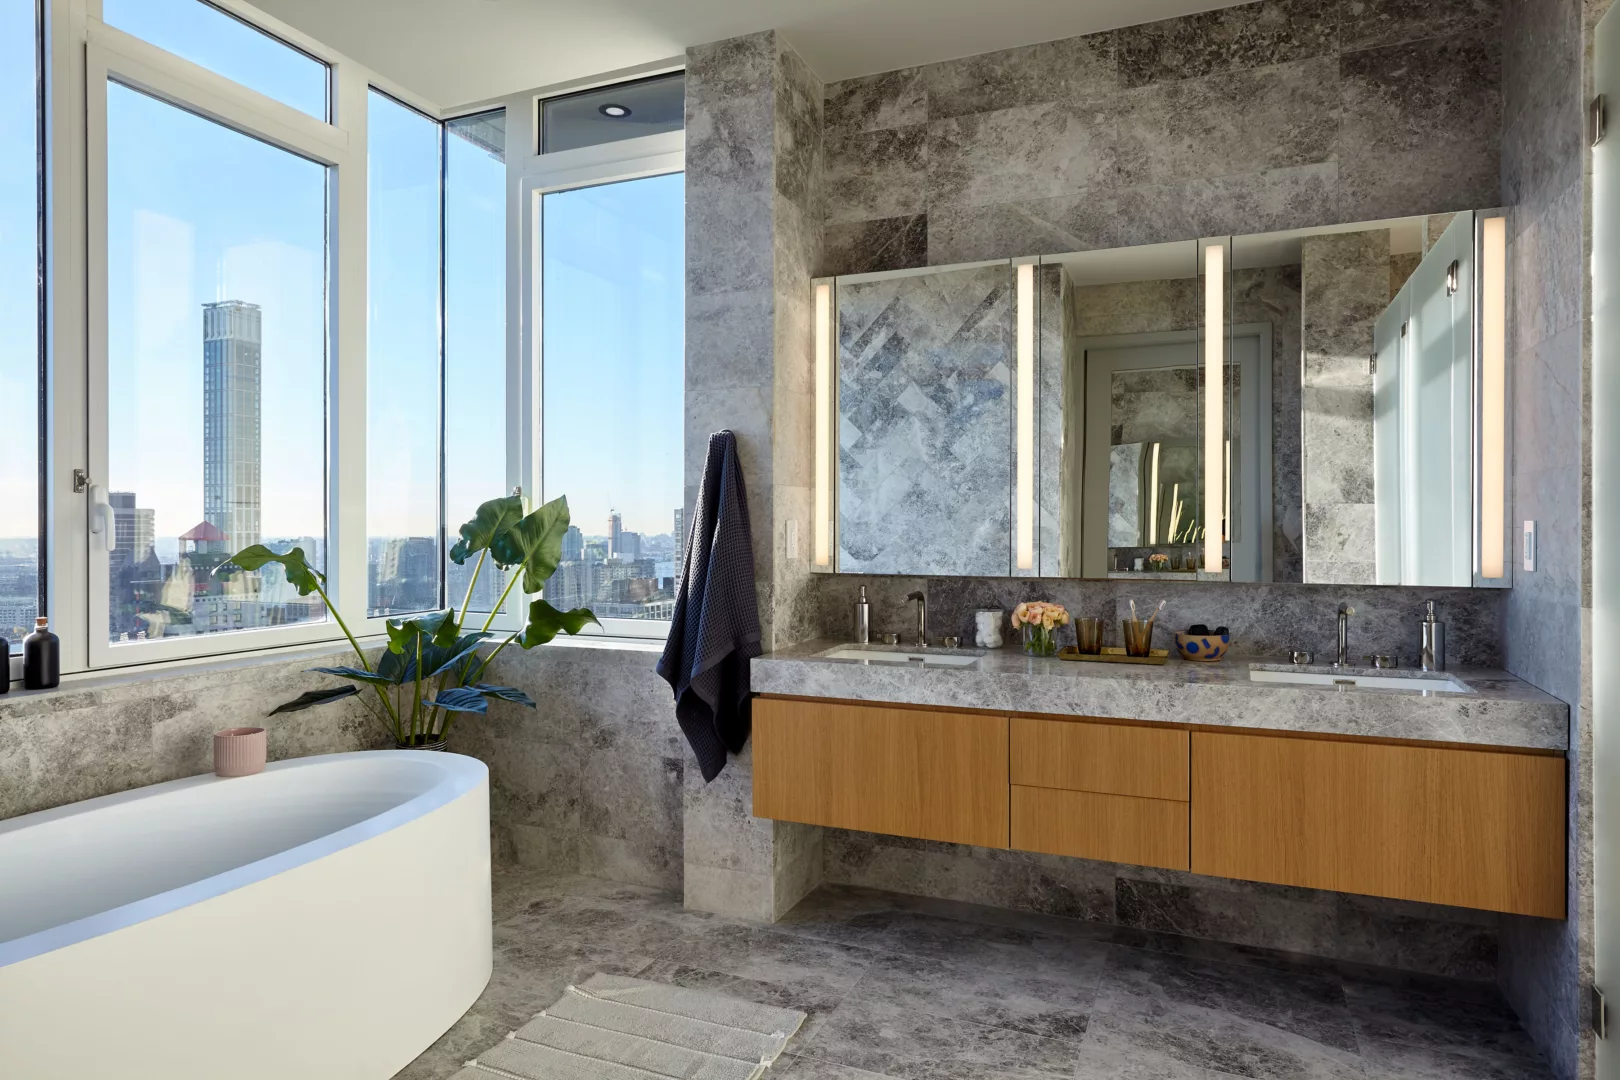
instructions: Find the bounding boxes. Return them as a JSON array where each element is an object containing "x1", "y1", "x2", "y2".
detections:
[
  {"x1": 515, "y1": 75, "x2": 684, "y2": 640},
  {"x1": 82, "y1": 17, "x2": 353, "y2": 668}
]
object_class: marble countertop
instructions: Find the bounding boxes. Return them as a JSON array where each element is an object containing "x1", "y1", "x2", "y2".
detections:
[{"x1": 752, "y1": 641, "x2": 1571, "y2": 751}]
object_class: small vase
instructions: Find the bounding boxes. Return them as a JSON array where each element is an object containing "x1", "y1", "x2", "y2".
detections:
[
  {"x1": 214, "y1": 727, "x2": 267, "y2": 777},
  {"x1": 1022, "y1": 624, "x2": 1058, "y2": 657}
]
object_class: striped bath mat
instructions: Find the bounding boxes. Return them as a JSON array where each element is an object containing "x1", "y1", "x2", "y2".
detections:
[{"x1": 451, "y1": 973, "x2": 807, "y2": 1080}]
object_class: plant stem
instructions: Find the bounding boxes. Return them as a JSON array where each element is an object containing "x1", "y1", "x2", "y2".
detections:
[
  {"x1": 463, "y1": 629, "x2": 518, "y2": 690},
  {"x1": 312, "y1": 578, "x2": 401, "y2": 741},
  {"x1": 457, "y1": 550, "x2": 486, "y2": 629},
  {"x1": 480, "y1": 569, "x2": 525, "y2": 634},
  {"x1": 411, "y1": 633, "x2": 423, "y2": 745}
]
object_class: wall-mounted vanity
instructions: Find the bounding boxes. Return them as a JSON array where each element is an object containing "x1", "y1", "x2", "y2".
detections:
[{"x1": 810, "y1": 209, "x2": 1511, "y2": 588}]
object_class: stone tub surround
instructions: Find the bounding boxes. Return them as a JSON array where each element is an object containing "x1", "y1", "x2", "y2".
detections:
[
  {"x1": 753, "y1": 640, "x2": 1570, "y2": 750},
  {"x1": 0, "y1": 643, "x2": 384, "y2": 822}
]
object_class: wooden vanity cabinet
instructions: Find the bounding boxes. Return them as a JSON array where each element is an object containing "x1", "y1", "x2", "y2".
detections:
[
  {"x1": 751, "y1": 697, "x2": 1010, "y2": 848},
  {"x1": 750, "y1": 696, "x2": 1566, "y2": 917},
  {"x1": 1191, "y1": 731, "x2": 1567, "y2": 919}
]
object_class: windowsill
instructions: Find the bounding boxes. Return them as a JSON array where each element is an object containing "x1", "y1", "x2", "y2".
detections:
[{"x1": 1, "y1": 632, "x2": 665, "y2": 708}]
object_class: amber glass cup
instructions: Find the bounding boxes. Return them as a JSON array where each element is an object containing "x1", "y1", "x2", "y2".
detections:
[{"x1": 1121, "y1": 618, "x2": 1156, "y2": 657}]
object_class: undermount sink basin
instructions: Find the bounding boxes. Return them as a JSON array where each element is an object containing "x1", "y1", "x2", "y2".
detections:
[
  {"x1": 1248, "y1": 666, "x2": 1469, "y2": 693},
  {"x1": 821, "y1": 647, "x2": 983, "y2": 668}
]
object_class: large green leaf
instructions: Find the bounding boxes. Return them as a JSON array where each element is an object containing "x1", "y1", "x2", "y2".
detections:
[
  {"x1": 227, "y1": 545, "x2": 323, "y2": 595},
  {"x1": 449, "y1": 495, "x2": 524, "y2": 565},
  {"x1": 385, "y1": 610, "x2": 461, "y2": 655},
  {"x1": 422, "y1": 686, "x2": 489, "y2": 714},
  {"x1": 376, "y1": 646, "x2": 411, "y2": 684},
  {"x1": 424, "y1": 632, "x2": 490, "y2": 678},
  {"x1": 268, "y1": 685, "x2": 360, "y2": 714},
  {"x1": 519, "y1": 598, "x2": 600, "y2": 648},
  {"x1": 489, "y1": 495, "x2": 571, "y2": 593},
  {"x1": 309, "y1": 665, "x2": 396, "y2": 687},
  {"x1": 469, "y1": 684, "x2": 536, "y2": 708}
]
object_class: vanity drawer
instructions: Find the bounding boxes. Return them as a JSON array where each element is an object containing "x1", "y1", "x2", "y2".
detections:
[
  {"x1": 752, "y1": 697, "x2": 1010, "y2": 848},
  {"x1": 1191, "y1": 732, "x2": 1566, "y2": 918},
  {"x1": 1010, "y1": 717, "x2": 1188, "y2": 800},
  {"x1": 1012, "y1": 785, "x2": 1188, "y2": 870}
]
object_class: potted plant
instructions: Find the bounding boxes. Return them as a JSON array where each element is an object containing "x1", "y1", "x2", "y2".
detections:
[{"x1": 225, "y1": 493, "x2": 597, "y2": 749}]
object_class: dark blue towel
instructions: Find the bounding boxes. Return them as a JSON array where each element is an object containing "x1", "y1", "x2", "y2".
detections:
[{"x1": 657, "y1": 431, "x2": 762, "y2": 782}]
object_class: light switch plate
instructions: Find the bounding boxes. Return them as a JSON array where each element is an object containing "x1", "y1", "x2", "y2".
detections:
[
  {"x1": 1523, "y1": 520, "x2": 1537, "y2": 572},
  {"x1": 786, "y1": 519, "x2": 800, "y2": 561}
]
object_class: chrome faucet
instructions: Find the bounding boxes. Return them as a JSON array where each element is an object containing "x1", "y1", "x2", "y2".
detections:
[
  {"x1": 905, "y1": 590, "x2": 928, "y2": 648},
  {"x1": 1336, "y1": 604, "x2": 1356, "y2": 668}
]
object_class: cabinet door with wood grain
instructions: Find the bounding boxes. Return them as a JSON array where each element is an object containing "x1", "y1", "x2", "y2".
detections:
[
  {"x1": 752, "y1": 698, "x2": 1010, "y2": 848},
  {"x1": 1191, "y1": 731, "x2": 1566, "y2": 918}
]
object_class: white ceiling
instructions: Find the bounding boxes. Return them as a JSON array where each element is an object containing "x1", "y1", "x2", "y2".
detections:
[{"x1": 250, "y1": 0, "x2": 1243, "y2": 110}]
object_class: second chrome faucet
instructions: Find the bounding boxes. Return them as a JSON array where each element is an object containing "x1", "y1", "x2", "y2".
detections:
[
  {"x1": 905, "y1": 590, "x2": 928, "y2": 648},
  {"x1": 1336, "y1": 604, "x2": 1355, "y2": 667}
]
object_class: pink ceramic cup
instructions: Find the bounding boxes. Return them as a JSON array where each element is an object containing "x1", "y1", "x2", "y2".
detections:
[{"x1": 214, "y1": 727, "x2": 267, "y2": 777}]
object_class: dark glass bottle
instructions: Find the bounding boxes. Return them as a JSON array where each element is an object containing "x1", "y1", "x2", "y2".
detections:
[{"x1": 22, "y1": 616, "x2": 59, "y2": 691}]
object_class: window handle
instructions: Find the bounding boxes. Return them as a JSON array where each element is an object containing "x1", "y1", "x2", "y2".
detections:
[{"x1": 88, "y1": 484, "x2": 112, "y2": 550}]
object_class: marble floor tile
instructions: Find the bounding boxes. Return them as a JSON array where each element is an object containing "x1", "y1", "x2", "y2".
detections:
[
  {"x1": 798, "y1": 994, "x2": 1084, "y2": 1080},
  {"x1": 853, "y1": 949, "x2": 1102, "y2": 1041},
  {"x1": 393, "y1": 873, "x2": 1554, "y2": 1080}
]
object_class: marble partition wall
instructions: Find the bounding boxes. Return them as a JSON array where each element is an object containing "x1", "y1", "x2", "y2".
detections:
[
  {"x1": 836, "y1": 264, "x2": 1014, "y2": 575},
  {"x1": 681, "y1": 30, "x2": 826, "y2": 921},
  {"x1": 1299, "y1": 230, "x2": 1390, "y2": 585},
  {"x1": 821, "y1": 0, "x2": 1502, "y2": 274},
  {"x1": 1494, "y1": 0, "x2": 1591, "y2": 1073}
]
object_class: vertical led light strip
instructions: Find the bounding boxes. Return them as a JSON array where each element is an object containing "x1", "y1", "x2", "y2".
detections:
[
  {"x1": 1480, "y1": 216, "x2": 1507, "y2": 578},
  {"x1": 813, "y1": 282, "x2": 832, "y2": 568},
  {"x1": 1015, "y1": 263, "x2": 1036, "y2": 571},
  {"x1": 1203, "y1": 243, "x2": 1225, "y2": 573}
]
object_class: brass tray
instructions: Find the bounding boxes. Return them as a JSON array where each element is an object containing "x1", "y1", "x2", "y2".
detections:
[{"x1": 1057, "y1": 646, "x2": 1170, "y2": 666}]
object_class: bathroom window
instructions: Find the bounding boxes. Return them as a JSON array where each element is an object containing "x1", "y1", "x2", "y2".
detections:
[
  {"x1": 101, "y1": 0, "x2": 330, "y2": 122},
  {"x1": 367, "y1": 90, "x2": 444, "y2": 618},
  {"x1": 538, "y1": 172, "x2": 685, "y2": 631},
  {"x1": 444, "y1": 109, "x2": 511, "y2": 616},
  {"x1": 1, "y1": 0, "x2": 43, "y2": 658},
  {"x1": 102, "y1": 82, "x2": 331, "y2": 646}
]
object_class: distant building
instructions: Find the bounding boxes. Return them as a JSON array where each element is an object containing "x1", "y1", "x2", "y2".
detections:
[
  {"x1": 607, "y1": 510, "x2": 623, "y2": 558},
  {"x1": 370, "y1": 537, "x2": 439, "y2": 614},
  {"x1": 617, "y1": 530, "x2": 642, "y2": 562},
  {"x1": 561, "y1": 525, "x2": 583, "y2": 562},
  {"x1": 109, "y1": 491, "x2": 155, "y2": 564},
  {"x1": 673, "y1": 506, "x2": 685, "y2": 570},
  {"x1": 202, "y1": 300, "x2": 262, "y2": 556}
]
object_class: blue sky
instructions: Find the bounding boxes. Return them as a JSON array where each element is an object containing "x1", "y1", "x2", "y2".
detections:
[
  {"x1": 0, "y1": 0, "x2": 39, "y2": 548},
  {"x1": 0, "y1": 0, "x2": 684, "y2": 550}
]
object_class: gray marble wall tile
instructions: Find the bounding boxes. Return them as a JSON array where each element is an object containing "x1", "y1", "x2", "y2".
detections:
[
  {"x1": 823, "y1": 126, "x2": 927, "y2": 226},
  {"x1": 1116, "y1": 0, "x2": 1338, "y2": 86},
  {"x1": 1338, "y1": 34, "x2": 1503, "y2": 222},
  {"x1": 1114, "y1": 58, "x2": 1340, "y2": 187},
  {"x1": 822, "y1": 215, "x2": 928, "y2": 276},
  {"x1": 920, "y1": 33, "x2": 1118, "y2": 120},
  {"x1": 1341, "y1": 0, "x2": 1501, "y2": 51},
  {"x1": 824, "y1": 67, "x2": 927, "y2": 136},
  {"x1": 930, "y1": 100, "x2": 1121, "y2": 209}
]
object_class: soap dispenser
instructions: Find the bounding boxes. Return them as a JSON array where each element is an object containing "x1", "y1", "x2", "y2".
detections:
[
  {"x1": 23, "y1": 616, "x2": 59, "y2": 690},
  {"x1": 853, "y1": 586, "x2": 871, "y2": 644},
  {"x1": 1420, "y1": 601, "x2": 1445, "y2": 672}
]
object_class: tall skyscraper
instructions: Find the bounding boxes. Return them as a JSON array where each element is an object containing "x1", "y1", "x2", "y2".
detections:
[
  {"x1": 607, "y1": 510, "x2": 623, "y2": 559},
  {"x1": 202, "y1": 301, "x2": 262, "y2": 557}
]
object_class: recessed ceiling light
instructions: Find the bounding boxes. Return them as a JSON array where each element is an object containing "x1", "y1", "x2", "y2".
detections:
[{"x1": 599, "y1": 104, "x2": 631, "y2": 118}]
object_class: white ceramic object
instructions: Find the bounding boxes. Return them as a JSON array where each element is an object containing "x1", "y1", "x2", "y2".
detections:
[
  {"x1": 822, "y1": 648, "x2": 982, "y2": 667},
  {"x1": 974, "y1": 610, "x2": 1004, "y2": 648},
  {"x1": 0, "y1": 751, "x2": 491, "y2": 1080},
  {"x1": 1248, "y1": 668, "x2": 1469, "y2": 693}
]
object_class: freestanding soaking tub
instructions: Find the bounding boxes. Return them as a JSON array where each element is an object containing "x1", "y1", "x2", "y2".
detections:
[{"x1": 0, "y1": 750, "x2": 492, "y2": 1080}]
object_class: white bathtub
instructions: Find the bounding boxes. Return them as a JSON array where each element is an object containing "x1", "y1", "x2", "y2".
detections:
[{"x1": 0, "y1": 750, "x2": 492, "y2": 1080}]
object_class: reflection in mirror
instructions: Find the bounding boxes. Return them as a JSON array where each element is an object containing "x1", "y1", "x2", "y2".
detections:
[
  {"x1": 819, "y1": 209, "x2": 1500, "y2": 588},
  {"x1": 835, "y1": 262, "x2": 1015, "y2": 575},
  {"x1": 1041, "y1": 212, "x2": 1481, "y2": 587}
]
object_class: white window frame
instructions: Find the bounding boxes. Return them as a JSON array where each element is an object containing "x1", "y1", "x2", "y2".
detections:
[
  {"x1": 499, "y1": 65, "x2": 685, "y2": 640},
  {"x1": 49, "y1": 0, "x2": 454, "y2": 674}
]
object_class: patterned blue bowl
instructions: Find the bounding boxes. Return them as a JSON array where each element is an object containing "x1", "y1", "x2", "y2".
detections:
[{"x1": 1175, "y1": 632, "x2": 1231, "y2": 662}]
